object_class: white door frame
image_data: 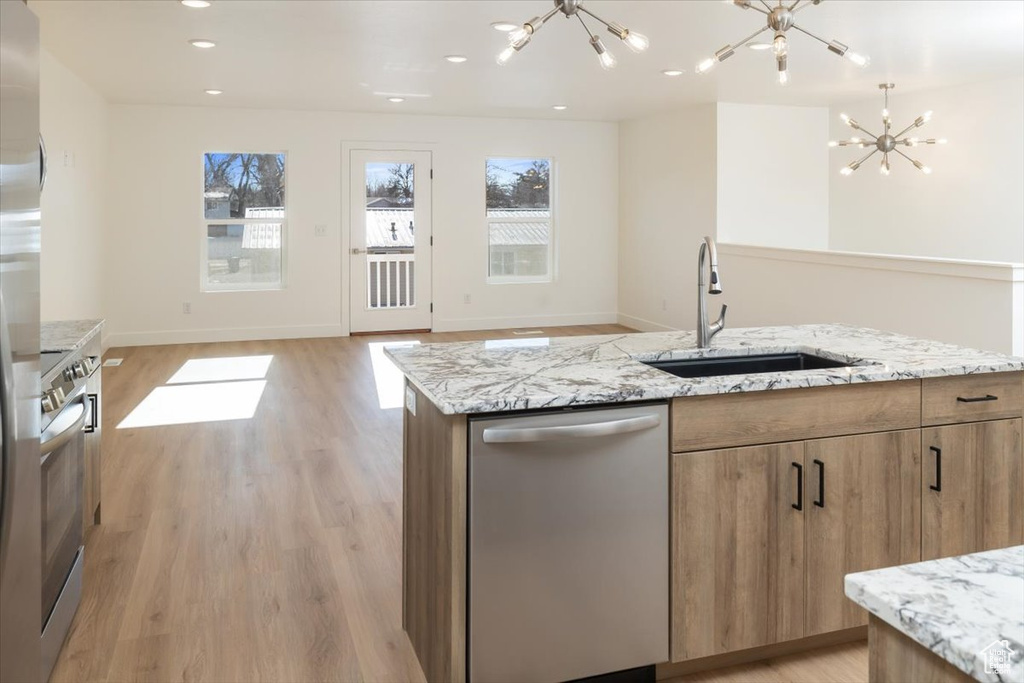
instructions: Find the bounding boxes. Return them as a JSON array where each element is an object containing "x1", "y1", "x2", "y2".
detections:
[{"x1": 341, "y1": 141, "x2": 435, "y2": 335}]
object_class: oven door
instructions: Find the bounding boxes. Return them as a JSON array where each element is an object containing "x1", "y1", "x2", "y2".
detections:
[{"x1": 39, "y1": 388, "x2": 86, "y2": 626}]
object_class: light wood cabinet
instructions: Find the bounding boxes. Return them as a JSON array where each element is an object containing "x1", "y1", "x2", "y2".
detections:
[
  {"x1": 921, "y1": 418, "x2": 1024, "y2": 561},
  {"x1": 804, "y1": 430, "x2": 921, "y2": 636},
  {"x1": 671, "y1": 442, "x2": 805, "y2": 660}
]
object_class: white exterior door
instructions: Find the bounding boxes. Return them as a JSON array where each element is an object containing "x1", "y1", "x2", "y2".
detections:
[{"x1": 349, "y1": 150, "x2": 432, "y2": 333}]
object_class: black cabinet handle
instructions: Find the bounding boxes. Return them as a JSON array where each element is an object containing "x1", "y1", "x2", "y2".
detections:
[
  {"x1": 957, "y1": 394, "x2": 998, "y2": 403},
  {"x1": 929, "y1": 446, "x2": 942, "y2": 492},
  {"x1": 791, "y1": 462, "x2": 803, "y2": 511},
  {"x1": 813, "y1": 459, "x2": 825, "y2": 508},
  {"x1": 85, "y1": 393, "x2": 99, "y2": 433}
]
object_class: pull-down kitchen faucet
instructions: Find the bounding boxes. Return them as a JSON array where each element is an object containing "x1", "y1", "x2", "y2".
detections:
[{"x1": 697, "y1": 236, "x2": 727, "y2": 348}]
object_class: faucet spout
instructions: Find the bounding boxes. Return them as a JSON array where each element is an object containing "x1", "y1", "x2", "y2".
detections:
[{"x1": 697, "y1": 236, "x2": 726, "y2": 348}]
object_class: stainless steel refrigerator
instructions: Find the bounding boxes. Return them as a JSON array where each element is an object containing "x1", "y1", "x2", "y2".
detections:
[{"x1": 0, "y1": 2, "x2": 43, "y2": 682}]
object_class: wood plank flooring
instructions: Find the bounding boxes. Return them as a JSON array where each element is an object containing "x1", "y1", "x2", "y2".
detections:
[{"x1": 49, "y1": 325, "x2": 867, "y2": 683}]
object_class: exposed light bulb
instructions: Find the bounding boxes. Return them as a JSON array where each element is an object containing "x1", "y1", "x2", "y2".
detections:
[
  {"x1": 840, "y1": 166, "x2": 854, "y2": 176},
  {"x1": 496, "y1": 45, "x2": 517, "y2": 65},
  {"x1": 922, "y1": 110, "x2": 933, "y2": 122},
  {"x1": 696, "y1": 57, "x2": 716, "y2": 74},
  {"x1": 881, "y1": 108, "x2": 890, "y2": 120},
  {"x1": 508, "y1": 26, "x2": 531, "y2": 46},
  {"x1": 937, "y1": 138, "x2": 948, "y2": 144},
  {"x1": 622, "y1": 30, "x2": 649, "y2": 53},
  {"x1": 921, "y1": 166, "x2": 932, "y2": 175},
  {"x1": 840, "y1": 113, "x2": 850, "y2": 124},
  {"x1": 772, "y1": 33, "x2": 788, "y2": 57},
  {"x1": 845, "y1": 50, "x2": 869, "y2": 67},
  {"x1": 778, "y1": 69, "x2": 789, "y2": 85},
  {"x1": 850, "y1": 137, "x2": 862, "y2": 144},
  {"x1": 828, "y1": 141, "x2": 839, "y2": 148},
  {"x1": 599, "y1": 50, "x2": 617, "y2": 70},
  {"x1": 880, "y1": 158, "x2": 890, "y2": 176}
]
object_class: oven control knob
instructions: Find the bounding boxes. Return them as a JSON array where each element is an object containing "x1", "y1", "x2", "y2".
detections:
[
  {"x1": 83, "y1": 357, "x2": 97, "y2": 374},
  {"x1": 73, "y1": 362, "x2": 87, "y2": 379},
  {"x1": 42, "y1": 388, "x2": 65, "y2": 413}
]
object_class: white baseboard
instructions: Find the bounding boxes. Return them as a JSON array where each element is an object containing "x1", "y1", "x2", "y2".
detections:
[
  {"x1": 432, "y1": 312, "x2": 618, "y2": 333},
  {"x1": 105, "y1": 324, "x2": 346, "y2": 348},
  {"x1": 616, "y1": 313, "x2": 678, "y2": 333}
]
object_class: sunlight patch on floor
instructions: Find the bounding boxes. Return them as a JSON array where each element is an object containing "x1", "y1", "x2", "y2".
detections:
[
  {"x1": 117, "y1": 380, "x2": 268, "y2": 428},
  {"x1": 167, "y1": 355, "x2": 274, "y2": 384},
  {"x1": 368, "y1": 341, "x2": 420, "y2": 410}
]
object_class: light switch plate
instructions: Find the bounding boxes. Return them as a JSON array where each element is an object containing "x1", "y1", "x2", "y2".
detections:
[{"x1": 405, "y1": 386, "x2": 417, "y2": 416}]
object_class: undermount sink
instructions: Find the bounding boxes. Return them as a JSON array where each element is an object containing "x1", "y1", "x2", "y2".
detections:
[{"x1": 643, "y1": 352, "x2": 854, "y2": 379}]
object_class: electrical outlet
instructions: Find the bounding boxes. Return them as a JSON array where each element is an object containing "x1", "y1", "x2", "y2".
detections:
[
  {"x1": 182, "y1": 302, "x2": 192, "y2": 314},
  {"x1": 463, "y1": 294, "x2": 471, "y2": 305},
  {"x1": 314, "y1": 224, "x2": 328, "y2": 237}
]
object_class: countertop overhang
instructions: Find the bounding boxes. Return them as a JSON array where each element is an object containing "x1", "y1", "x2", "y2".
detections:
[{"x1": 384, "y1": 324, "x2": 1024, "y2": 415}]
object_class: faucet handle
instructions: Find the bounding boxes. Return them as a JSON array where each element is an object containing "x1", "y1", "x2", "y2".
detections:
[{"x1": 717, "y1": 304, "x2": 728, "y2": 326}]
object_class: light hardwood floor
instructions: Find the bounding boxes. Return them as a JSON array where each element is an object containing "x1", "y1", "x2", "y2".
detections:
[{"x1": 50, "y1": 325, "x2": 867, "y2": 683}]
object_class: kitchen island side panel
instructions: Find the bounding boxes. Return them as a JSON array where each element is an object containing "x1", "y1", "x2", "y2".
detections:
[{"x1": 403, "y1": 380, "x2": 467, "y2": 683}]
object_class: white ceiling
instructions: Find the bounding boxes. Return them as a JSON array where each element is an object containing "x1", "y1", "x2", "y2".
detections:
[{"x1": 31, "y1": 0, "x2": 1024, "y2": 121}]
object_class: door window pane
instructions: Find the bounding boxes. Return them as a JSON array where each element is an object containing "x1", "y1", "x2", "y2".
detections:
[
  {"x1": 365, "y1": 162, "x2": 417, "y2": 308},
  {"x1": 486, "y1": 158, "x2": 552, "y2": 281}
]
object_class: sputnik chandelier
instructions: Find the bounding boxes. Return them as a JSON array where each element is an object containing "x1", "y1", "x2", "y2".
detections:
[
  {"x1": 496, "y1": 0, "x2": 649, "y2": 70},
  {"x1": 696, "y1": 0, "x2": 869, "y2": 85},
  {"x1": 831, "y1": 84, "x2": 947, "y2": 176}
]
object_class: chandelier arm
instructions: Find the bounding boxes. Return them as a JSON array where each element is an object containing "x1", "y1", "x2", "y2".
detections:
[
  {"x1": 893, "y1": 148, "x2": 922, "y2": 166},
  {"x1": 576, "y1": 12, "x2": 597, "y2": 40},
  {"x1": 577, "y1": 5, "x2": 613, "y2": 30},
  {"x1": 734, "y1": 1, "x2": 772, "y2": 16},
  {"x1": 758, "y1": 0, "x2": 773, "y2": 10},
  {"x1": 892, "y1": 122, "x2": 921, "y2": 139},
  {"x1": 788, "y1": 23, "x2": 833, "y2": 48},
  {"x1": 853, "y1": 148, "x2": 879, "y2": 167},
  {"x1": 792, "y1": 0, "x2": 813, "y2": 12},
  {"x1": 732, "y1": 25, "x2": 772, "y2": 50}
]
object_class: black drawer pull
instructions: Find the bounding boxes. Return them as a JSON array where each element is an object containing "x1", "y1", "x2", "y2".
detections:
[
  {"x1": 929, "y1": 446, "x2": 942, "y2": 492},
  {"x1": 791, "y1": 462, "x2": 803, "y2": 511},
  {"x1": 813, "y1": 459, "x2": 825, "y2": 508},
  {"x1": 957, "y1": 394, "x2": 998, "y2": 403},
  {"x1": 85, "y1": 393, "x2": 99, "y2": 433}
]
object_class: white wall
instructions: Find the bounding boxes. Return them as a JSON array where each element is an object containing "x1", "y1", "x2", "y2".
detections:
[
  {"x1": 717, "y1": 103, "x2": 830, "y2": 249},
  {"x1": 618, "y1": 105, "x2": 718, "y2": 332},
  {"x1": 104, "y1": 105, "x2": 618, "y2": 346},
  {"x1": 40, "y1": 49, "x2": 108, "y2": 323},
  {"x1": 829, "y1": 78, "x2": 1024, "y2": 263},
  {"x1": 720, "y1": 244, "x2": 1023, "y2": 356}
]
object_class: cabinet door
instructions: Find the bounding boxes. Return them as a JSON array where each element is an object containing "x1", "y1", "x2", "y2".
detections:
[
  {"x1": 921, "y1": 418, "x2": 1023, "y2": 561},
  {"x1": 805, "y1": 430, "x2": 921, "y2": 636},
  {"x1": 672, "y1": 442, "x2": 805, "y2": 661}
]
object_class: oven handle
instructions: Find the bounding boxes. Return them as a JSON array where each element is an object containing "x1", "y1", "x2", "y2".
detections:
[{"x1": 40, "y1": 399, "x2": 88, "y2": 460}]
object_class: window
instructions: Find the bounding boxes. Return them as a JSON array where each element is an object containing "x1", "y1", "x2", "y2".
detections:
[
  {"x1": 485, "y1": 157, "x2": 552, "y2": 282},
  {"x1": 203, "y1": 152, "x2": 286, "y2": 291}
]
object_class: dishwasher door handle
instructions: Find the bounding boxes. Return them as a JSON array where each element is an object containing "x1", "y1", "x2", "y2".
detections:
[{"x1": 481, "y1": 413, "x2": 662, "y2": 444}]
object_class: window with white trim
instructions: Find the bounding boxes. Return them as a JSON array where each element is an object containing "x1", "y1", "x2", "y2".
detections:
[
  {"x1": 485, "y1": 157, "x2": 552, "y2": 283},
  {"x1": 203, "y1": 152, "x2": 286, "y2": 291}
]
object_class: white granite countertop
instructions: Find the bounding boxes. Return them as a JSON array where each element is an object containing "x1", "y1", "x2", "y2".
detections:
[
  {"x1": 40, "y1": 319, "x2": 104, "y2": 354},
  {"x1": 846, "y1": 546, "x2": 1024, "y2": 683},
  {"x1": 384, "y1": 324, "x2": 1023, "y2": 415}
]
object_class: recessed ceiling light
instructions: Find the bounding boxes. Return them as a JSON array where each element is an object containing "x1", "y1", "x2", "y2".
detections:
[
  {"x1": 387, "y1": 97, "x2": 405, "y2": 103},
  {"x1": 444, "y1": 55, "x2": 468, "y2": 63},
  {"x1": 205, "y1": 89, "x2": 222, "y2": 95},
  {"x1": 552, "y1": 105, "x2": 568, "y2": 111},
  {"x1": 189, "y1": 39, "x2": 216, "y2": 49},
  {"x1": 491, "y1": 21, "x2": 518, "y2": 32},
  {"x1": 662, "y1": 69, "x2": 684, "y2": 76},
  {"x1": 180, "y1": 0, "x2": 211, "y2": 7},
  {"x1": 747, "y1": 42, "x2": 772, "y2": 51}
]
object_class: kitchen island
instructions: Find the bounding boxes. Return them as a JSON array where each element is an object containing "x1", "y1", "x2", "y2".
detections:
[
  {"x1": 386, "y1": 324, "x2": 1024, "y2": 682},
  {"x1": 846, "y1": 545, "x2": 1024, "y2": 683}
]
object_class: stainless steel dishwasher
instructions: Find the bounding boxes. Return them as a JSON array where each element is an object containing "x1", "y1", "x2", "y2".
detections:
[{"x1": 468, "y1": 402, "x2": 669, "y2": 683}]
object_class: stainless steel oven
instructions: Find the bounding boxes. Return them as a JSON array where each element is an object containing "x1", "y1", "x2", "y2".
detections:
[{"x1": 38, "y1": 350, "x2": 89, "y2": 680}]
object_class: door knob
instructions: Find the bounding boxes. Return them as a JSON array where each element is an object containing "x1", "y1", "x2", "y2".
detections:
[{"x1": 351, "y1": 248, "x2": 366, "y2": 255}]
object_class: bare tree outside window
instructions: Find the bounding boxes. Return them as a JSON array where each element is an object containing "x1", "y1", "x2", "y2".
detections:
[
  {"x1": 485, "y1": 158, "x2": 553, "y2": 281},
  {"x1": 366, "y1": 163, "x2": 415, "y2": 207}
]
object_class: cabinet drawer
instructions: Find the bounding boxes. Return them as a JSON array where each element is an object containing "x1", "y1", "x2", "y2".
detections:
[
  {"x1": 671, "y1": 381, "x2": 921, "y2": 453},
  {"x1": 921, "y1": 372, "x2": 1023, "y2": 426}
]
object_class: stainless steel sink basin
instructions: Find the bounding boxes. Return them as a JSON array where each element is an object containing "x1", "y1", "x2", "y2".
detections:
[{"x1": 643, "y1": 353, "x2": 853, "y2": 379}]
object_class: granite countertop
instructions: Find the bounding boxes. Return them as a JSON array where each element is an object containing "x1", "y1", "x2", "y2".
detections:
[
  {"x1": 384, "y1": 323, "x2": 1024, "y2": 415},
  {"x1": 846, "y1": 546, "x2": 1024, "y2": 683},
  {"x1": 40, "y1": 319, "x2": 104, "y2": 354}
]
